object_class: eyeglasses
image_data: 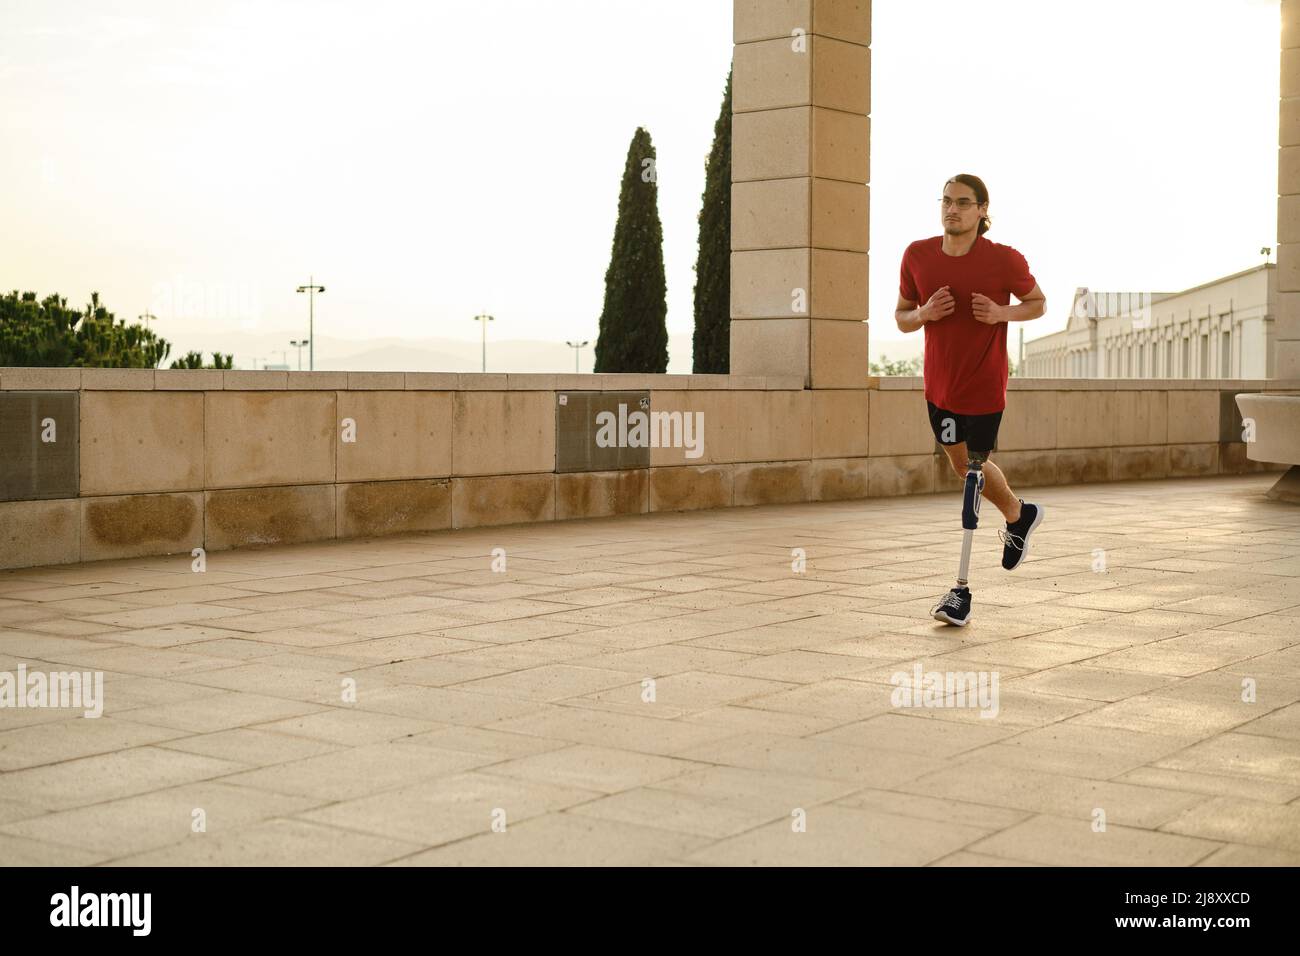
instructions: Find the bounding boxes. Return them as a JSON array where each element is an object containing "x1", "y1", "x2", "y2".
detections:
[{"x1": 940, "y1": 197, "x2": 983, "y2": 210}]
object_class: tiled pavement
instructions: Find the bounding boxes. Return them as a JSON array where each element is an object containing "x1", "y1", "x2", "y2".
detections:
[{"x1": 2, "y1": 473, "x2": 1298, "y2": 866}]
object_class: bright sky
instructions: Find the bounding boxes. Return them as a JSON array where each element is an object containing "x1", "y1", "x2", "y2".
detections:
[{"x1": 0, "y1": 0, "x2": 1283, "y2": 370}]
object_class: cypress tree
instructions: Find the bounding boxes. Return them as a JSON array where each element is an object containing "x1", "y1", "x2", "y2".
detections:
[
  {"x1": 593, "y1": 126, "x2": 668, "y2": 373},
  {"x1": 692, "y1": 67, "x2": 732, "y2": 373}
]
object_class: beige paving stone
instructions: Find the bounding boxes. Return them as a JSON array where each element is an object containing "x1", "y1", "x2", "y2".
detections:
[
  {"x1": 427, "y1": 618, "x2": 600, "y2": 646},
  {"x1": 1194, "y1": 844, "x2": 1300, "y2": 866},
  {"x1": 1007, "y1": 665, "x2": 1180, "y2": 702},
  {"x1": 75, "y1": 603, "x2": 251, "y2": 629},
  {"x1": 927, "y1": 638, "x2": 1107, "y2": 670},
  {"x1": 256, "y1": 708, "x2": 446, "y2": 747},
  {"x1": 195, "y1": 607, "x2": 362, "y2": 634},
  {"x1": 97, "y1": 674, "x2": 229, "y2": 708},
  {"x1": 0, "y1": 473, "x2": 1294, "y2": 864},
  {"x1": 395, "y1": 725, "x2": 568, "y2": 759},
  {"x1": 813, "y1": 711, "x2": 1018, "y2": 757},
  {"x1": 315, "y1": 611, "x2": 480, "y2": 642},
  {"x1": 878, "y1": 687, "x2": 1099, "y2": 730},
  {"x1": 833, "y1": 788, "x2": 1032, "y2": 831},
  {"x1": 569, "y1": 786, "x2": 789, "y2": 839},
  {"x1": 98, "y1": 624, "x2": 255, "y2": 649},
  {"x1": 487, "y1": 705, "x2": 743, "y2": 757},
  {"x1": 1067, "y1": 694, "x2": 1260, "y2": 739},
  {"x1": 391, "y1": 812, "x2": 708, "y2": 866},
  {"x1": 1087, "y1": 643, "x2": 1249, "y2": 677},
  {"x1": 899, "y1": 760, "x2": 1208, "y2": 829},
  {"x1": 355, "y1": 657, "x2": 506, "y2": 687},
  {"x1": 650, "y1": 764, "x2": 861, "y2": 810},
  {"x1": 1115, "y1": 766, "x2": 1300, "y2": 804},
  {"x1": 106, "y1": 818, "x2": 419, "y2": 866},
  {"x1": 966, "y1": 814, "x2": 1219, "y2": 866},
  {"x1": 0, "y1": 833, "x2": 109, "y2": 865},
  {"x1": 929, "y1": 851, "x2": 1037, "y2": 866},
  {"x1": 579, "y1": 670, "x2": 797, "y2": 713},
  {"x1": 566, "y1": 643, "x2": 754, "y2": 676},
  {"x1": 0, "y1": 717, "x2": 185, "y2": 771},
  {"x1": 154, "y1": 727, "x2": 341, "y2": 765},
  {"x1": 354, "y1": 684, "x2": 552, "y2": 726},
  {"x1": 676, "y1": 732, "x2": 946, "y2": 789},
  {"x1": 739, "y1": 677, "x2": 896, "y2": 720},
  {"x1": 0, "y1": 747, "x2": 248, "y2": 811},
  {"x1": 969, "y1": 723, "x2": 1196, "y2": 779},
  {"x1": 708, "y1": 649, "x2": 886, "y2": 683},
  {"x1": 680, "y1": 705, "x2": 847, "y2": 737},
  {"x1": 45, "y1": 645, "x2": 244, "y2": 678},
  {"x1": 113, "y1": 585, "x2": 264, "y2": 608},
  {"x1": 220, "y1": 741, "x2": 492, "y2": 801},
  {"x1": 1153, "y1": 732, "x2": 1300, "y2": 785},
  {"x1": 1236, "y1": 701, "x2": 1300, "y2": 740},
  {"x1": 0, "y1": 798, "x2": 44, "y2": 826},
  {"x1": 484, "y1": 744, "x2": 699, "y2": 794},
  {"x1": 686, "y1": 805, "x2": 991, "y2": 867},
  {"x1": 1161, "y1": 796, "x2": 1300, "y2": 853},
  {"x1": 1033, "y1": 620, "x2": 1191, "y2": 650},
  {"x1": 179, "y1": 661, "x2": 385, "y2": 701},
  {"x1": 0, "y1": 781, "x2": 324, "y2": 858},
  {"x1": 297, "y1": 771, "x2": 598, "y2": 846},
  {"x1": 437, "y1": 639, "x2": 596, "y2": 671},
  {"x1": 444, "y1": 665, "x2": 637, "y2": 702},
  {"x1": 11, "y1": 618, "x2": 124, "y2": 638}
]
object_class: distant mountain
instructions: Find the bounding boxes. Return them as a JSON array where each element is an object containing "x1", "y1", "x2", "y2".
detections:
[
  {"x1": 163, "y1": 327, "x2": 922, "y2": 374},
  {"x1": 162, "y1": 330, "x2": 696, "y2": 374}
]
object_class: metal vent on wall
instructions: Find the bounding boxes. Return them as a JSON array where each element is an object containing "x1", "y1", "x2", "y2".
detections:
[
  {"x1": 0, "y1": 391, "x2": 80, "y2": 501},
  {"x1": 555, "y1": 391, "x2": 651, "y2": 474}
]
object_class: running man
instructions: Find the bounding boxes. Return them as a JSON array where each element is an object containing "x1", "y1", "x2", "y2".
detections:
[{"x1": 894, "y1": 174, "x2": 1047, "y2": 626}]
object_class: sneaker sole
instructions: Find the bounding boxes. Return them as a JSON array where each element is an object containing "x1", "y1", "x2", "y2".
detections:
[
  {"x1": 931, "y1": 608, "x2": 970, "y2": 627},
  {"x1": 1004, "y1": 503, "x2": 1045, "y2": 571}
]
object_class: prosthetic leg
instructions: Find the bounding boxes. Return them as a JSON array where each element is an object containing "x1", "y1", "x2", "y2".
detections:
[
  {"x1": 931, "y1": 451, "x2": 988, "y2": 626},
  {"x1": 956, "y1": 451, "x2": 988, "y2": 589}
]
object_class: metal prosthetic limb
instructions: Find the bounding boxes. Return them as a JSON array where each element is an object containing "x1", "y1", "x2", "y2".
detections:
[{"x1": 955, "y1": 452, "x2": 988, "y2": 588}]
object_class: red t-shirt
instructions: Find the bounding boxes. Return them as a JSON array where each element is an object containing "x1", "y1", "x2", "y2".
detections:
[{"x1": 898, "y1": 234, "x2": 1037, "y2": 415}]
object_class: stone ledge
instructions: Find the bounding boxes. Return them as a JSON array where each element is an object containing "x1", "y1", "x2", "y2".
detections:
[
  {"x1": 10, "y1": 368, "x2": 1300, "y2": 394},
  {"x1": 0, "y1": 368, "x2": 83, "y2": 390}
]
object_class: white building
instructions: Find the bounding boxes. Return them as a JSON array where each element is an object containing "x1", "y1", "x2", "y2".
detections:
[{"x1": 1022, "y1": 264, "x2": 1275, "y2": 378}]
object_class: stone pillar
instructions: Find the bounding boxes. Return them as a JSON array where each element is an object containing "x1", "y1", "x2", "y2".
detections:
[
  {"x1": 1278, "y1": 0, "x2": 1300, "y2": 377},
  {"x1": 730, "y1": 0, "x2": 871, "y2": 388}
]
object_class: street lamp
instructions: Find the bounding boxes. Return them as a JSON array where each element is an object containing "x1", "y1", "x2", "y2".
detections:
[
  {"x1": 290, "y1": 339, "x2": 309, "y2": 371},
  {"x1": 473, "y1": 313, "x2": 494, "y2": 372},
  {"x1": 565, "y1": 339, "x2": 589, "y2": 373},
  {"x1": 138, "y1": 311, "x2": 157, "y2": 330},
  {"x1": 295, "y1": 277, "x2": 325, "y2": 371}
]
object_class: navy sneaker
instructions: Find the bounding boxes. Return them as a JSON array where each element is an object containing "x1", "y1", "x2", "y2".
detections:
[
  {"x1": 931, "y1": 586, "x2": 971, "y2": 626},
  {"x1": 1000, "y1": 500, "x2": 1044, "y2": 571}
]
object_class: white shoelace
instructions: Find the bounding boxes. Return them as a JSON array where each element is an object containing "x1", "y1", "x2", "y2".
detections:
[
  {"x1": 940, "y1": 591, "x2": 964, "y2": 611},
  {"x1": 998, "y1": 528, "x2": 1025, "y2": 551}
]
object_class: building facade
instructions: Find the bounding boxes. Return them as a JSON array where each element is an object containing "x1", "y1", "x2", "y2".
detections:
[{"x1": 1022, "y1": 264, "x2": 1275, "y2": 379}]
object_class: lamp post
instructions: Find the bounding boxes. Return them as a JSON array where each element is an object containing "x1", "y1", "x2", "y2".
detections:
[
  {"x1": 565, "y1": 339, "x2": 589, "y2": 373},
  {"x1": 473, "y1": 313, "x2": 494, "y2": 372},
  {"x1": 296, "y1": 277, "x2": 325, "y2": 370},
  {"x1": 138, "y1": 311, "x2": 157, "y2": 330},
  {"x1": 290, "y1": 339, "x2": 309, "y2": 371}
]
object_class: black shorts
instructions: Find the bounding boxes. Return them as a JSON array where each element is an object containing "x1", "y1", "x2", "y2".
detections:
[{"x1": 927, "y1": 401, "x2": 1003, "y2": 456}]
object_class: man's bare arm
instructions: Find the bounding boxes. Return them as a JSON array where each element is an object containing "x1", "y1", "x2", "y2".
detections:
[
  {"x1": 896, "y1": 287, "x2": 953, "y2": 333},
  {"x1": 1004, "y1": 283, "x2": 1046, "y2": 321},
  {"x1": 895, "y1": 295, "x2": 924, "y2": 333},
  {"x1": 971, "y1": 283, "x2": 1047, "y2": 325}
]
